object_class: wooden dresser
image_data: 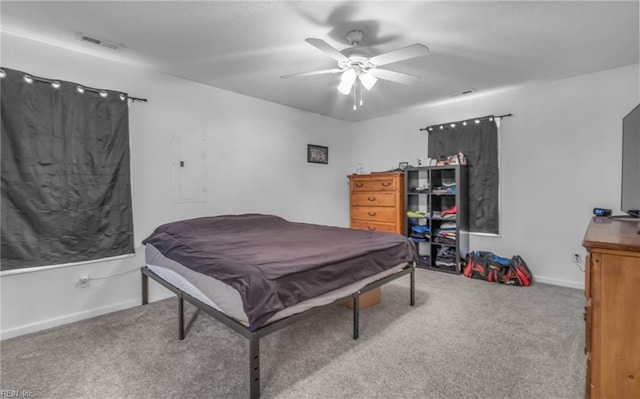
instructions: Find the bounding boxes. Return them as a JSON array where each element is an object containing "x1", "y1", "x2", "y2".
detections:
[
  {"x1": 582, "y1": 217, "x2": 640, "y2": 399},
  {"x1": 349, "y1": 172, "x2": 405, "y2": 234},
  {"x1": 347, "y1": 172, "x2": 405, "y2": 308}
]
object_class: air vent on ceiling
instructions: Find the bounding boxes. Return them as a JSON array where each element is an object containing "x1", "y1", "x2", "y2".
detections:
[
  {"x1": 79, "y1": 33, "x2": 121, "y2": 50},
  {"x1": 452, "y1": 88, "x2": 476, "y2": 97}
]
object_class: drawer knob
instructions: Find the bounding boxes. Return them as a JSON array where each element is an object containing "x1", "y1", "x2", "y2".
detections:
[
  {"x1": 355, "y1": 183, "x2": 364, "y2": 188},
  {"x1": 368, "y1": 196, "x2": 376, "y2": 201},
  {"x1": 382, "y1": 182, "x2": 391, "y2": 187},
  {"x1": 368, "y1": 211, "x2": 377, "y2": 216}
]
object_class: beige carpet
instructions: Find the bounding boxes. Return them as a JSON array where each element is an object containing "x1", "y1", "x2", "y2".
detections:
[{"x1": 0, "y1": 269, "x2": 585, "y2": 398}]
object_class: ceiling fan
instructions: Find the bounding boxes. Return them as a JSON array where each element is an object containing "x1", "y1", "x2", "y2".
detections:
[{"x1": 281, "y1": 30, "x2": 429, "y2": 104}]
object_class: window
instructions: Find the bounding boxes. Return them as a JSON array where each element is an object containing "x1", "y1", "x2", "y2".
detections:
[
  {"x1": 0, "y1": 68, "x2": 134, "y2": 271},
  {"x1": 427, "y1": 117, "x2": 499, "y2": 234}
]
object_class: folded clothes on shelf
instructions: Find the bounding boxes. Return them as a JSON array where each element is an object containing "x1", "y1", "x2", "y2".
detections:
[
  {"x1": 409, "y1": 184, "x2": 430, "y2": 193},
  {"x1": 417, "y1": 255, "x2": 431, "y2": 266},
  {"x1": 437, "y1": 247, "x2": 457, "y2": 258},
  {"x1": 432, "y1": 206, "x2": 456, "y2": 220},
  {"x1": 411, "y1": 225, "x2": 430, "y2": 234},
  {"x1": 409, "y1": 224, "x2": 431, "y2": 242},
  {"x1": 435, "y1": 247, "x2": 458, "y2": 268},
  {"x1": 407, "y1": 210, "x2": 427, "y2": 218},
  {"x1": 441, "y1": 205, "x2": 456, "y2": 216},
  {"x1": 441, "y1": 179, "x2": 456, "y2": 187},
  {"x1": 431, "y1": 186, "x2": 456, "y2": 195},
  {"x1": 434, "y1": 236, "x2": 456, "y2": 245},
  {"x1": 435, "y1": 260, "x2": 457, "y2": 268},
  {"x1": 436, "y1": 228, "x2": 456, "y2": 236}
]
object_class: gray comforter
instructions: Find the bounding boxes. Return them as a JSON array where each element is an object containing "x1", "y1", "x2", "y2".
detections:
[{"x1": 142, "y1": 214, "x2": 416, "y2": 330}]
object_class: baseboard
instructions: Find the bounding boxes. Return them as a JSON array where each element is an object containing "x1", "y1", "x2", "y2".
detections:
[
  {"x1": 534, "y1": 275, "x2": 584, "y2": 290},
  {"x1": 0, "y1": 299, "x2": 141, "y2": 341}
]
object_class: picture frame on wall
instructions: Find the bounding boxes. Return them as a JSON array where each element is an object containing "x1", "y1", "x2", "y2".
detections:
[{"x1": 307, "y1": 144, "x2": 328, "y2": 164}]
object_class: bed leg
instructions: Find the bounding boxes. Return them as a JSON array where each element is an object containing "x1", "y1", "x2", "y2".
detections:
[
  {"x1": 141, "y1": 269, "x2": 149, "y2": 305},
  {"x1": 178, "y1": 294, "x2": 185, "y2": 340},
  {"x1": 410, "y1": 264, "x2": 415, "y2": 306},
  {"x1": 352, "y1": 293, "x2": 360, "y2": 340},
  {"x1": 249, "y1": 334, "x2": 260, "y2": 399}
]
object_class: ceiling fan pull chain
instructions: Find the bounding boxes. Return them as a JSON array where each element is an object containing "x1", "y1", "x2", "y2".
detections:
[{"x1": 353, "y1": 82, "x2": 357, "y2": 110}]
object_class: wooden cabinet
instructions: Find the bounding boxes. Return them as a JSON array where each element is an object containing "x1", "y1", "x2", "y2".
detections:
[
  {"x1": 347, "y1": 173, "x2": 404, "y2": 308},
  {"x1": 349, "y1": 173, "x2": 404, "y2": 234},
  {"x1": 582, "y1": 217, "x2": 640, "y2": 399}
]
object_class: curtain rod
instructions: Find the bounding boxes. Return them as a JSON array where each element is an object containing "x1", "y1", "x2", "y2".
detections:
[
  {"x1": 419, "y1": 113, "x2": 513, "y2": 131},
  {"x1": 128, "y1": 96, "x2": 148, "y2": 103}
]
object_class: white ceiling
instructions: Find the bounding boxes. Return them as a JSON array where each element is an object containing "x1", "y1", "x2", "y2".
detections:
[{"x1": 1, "y1": 1, "x2": 638, "y2": 122}]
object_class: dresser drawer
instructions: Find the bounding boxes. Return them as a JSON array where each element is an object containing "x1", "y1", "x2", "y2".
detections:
[
  {"x1": 351, "y1": 206, "x2": 397, "y2": 222},
  {"x1": 351, "y1": 176, "x2": 398, "y2": 192},
  {"x1": 350, "y1": 220, "x2": 398, "y2": 233},
  {"x1": 351, "y1": 192, "x2": 396, "y2": 207}
]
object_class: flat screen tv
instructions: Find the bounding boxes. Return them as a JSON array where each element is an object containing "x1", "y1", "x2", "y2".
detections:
[{"x1": 621, "y1": 103, "x2": 640, "y2": 218}]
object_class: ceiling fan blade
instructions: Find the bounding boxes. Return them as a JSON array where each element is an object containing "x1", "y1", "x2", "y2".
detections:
[
  {"x1": 305, "y1": 38, "x2": 350, "y2": 62},
  {"x1": 367, "y1": 68, "x2": 421, "y2": 85},
  {"x1": 280, "y1": 69, "x2": 343, "y2": 79},
  {"x1": 369, "y1": 43, "x2": 429, "y2": 67}
]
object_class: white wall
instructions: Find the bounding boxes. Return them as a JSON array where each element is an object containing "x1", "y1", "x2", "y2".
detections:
[
  {"x1": 351, "y1": 64, "x2": 640, "y2": 289},
  {"x1": 0, "y1": 34, "x2": 352, "y2": 339}
]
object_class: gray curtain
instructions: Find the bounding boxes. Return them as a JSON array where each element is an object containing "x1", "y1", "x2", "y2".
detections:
[
  {"x1": 428, "y1": 118, "x2": 499, "y2": 234},
  {"x1": 1, "y1": 67, "x2": 134, "y2": 270}
]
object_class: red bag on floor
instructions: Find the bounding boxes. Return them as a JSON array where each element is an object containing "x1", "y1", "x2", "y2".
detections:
[
  {"x1": 510, "y1": 255, "x2": 532, "y2": 286},
  {"x1": 463, "y1": 252, "x2": 532, "y2": 286}
]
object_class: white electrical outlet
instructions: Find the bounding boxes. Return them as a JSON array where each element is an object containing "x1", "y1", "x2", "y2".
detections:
[{"x1": 79, "y1": 274, "x2": 90, "y2": 288}]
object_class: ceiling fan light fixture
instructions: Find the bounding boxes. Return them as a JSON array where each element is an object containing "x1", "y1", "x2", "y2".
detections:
[
  {"x1": 290, "y1": 31, "x2": 429, "y2": 105},
  {"x1": 338, "y1": 68, "x2": 357, "y2": 95},
  {"x1": 359, "y1": 72, "x2": 377, "y2": 91}
]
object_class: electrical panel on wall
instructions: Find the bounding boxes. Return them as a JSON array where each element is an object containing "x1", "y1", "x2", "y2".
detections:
[{"x1": 170, "y1": 131, "x2": 206, "y2": 203}]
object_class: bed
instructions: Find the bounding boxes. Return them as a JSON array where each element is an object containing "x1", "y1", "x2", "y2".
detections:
[{"x1": 141, "y1": 214, "x2": 417, "y2": 398}]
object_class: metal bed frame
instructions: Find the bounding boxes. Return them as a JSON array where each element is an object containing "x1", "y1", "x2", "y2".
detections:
[{"x1": 141, "y1": 263, "x2": 415, "y2": 399}]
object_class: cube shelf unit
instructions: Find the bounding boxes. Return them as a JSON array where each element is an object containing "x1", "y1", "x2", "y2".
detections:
[{"x1": 404, "y1": 165, "x2": 469, "y2": 273}]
